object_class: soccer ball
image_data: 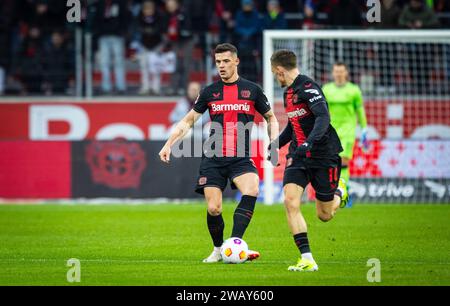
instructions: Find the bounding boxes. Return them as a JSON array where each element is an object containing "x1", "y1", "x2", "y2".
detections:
[{"x1": 220, "y1": 237, "x2": 249, "y2": 264}]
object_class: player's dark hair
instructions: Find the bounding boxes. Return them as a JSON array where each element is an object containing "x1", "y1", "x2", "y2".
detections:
[
  {"x1": 270, "y1": 49, "x2": 297, "y2": 70},
  {"x1": 214, "y1": 43, "x2": 238, "y2": 55},
  {"x1": 333, "y1": 61, "x2": 349, "y2": 69}
]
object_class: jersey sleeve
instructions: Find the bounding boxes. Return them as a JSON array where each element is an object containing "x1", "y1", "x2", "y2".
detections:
[
  {"x1": 278, "y1": 121, "x2": 293, "y2": 148},
  {"x1": 353, "y1": 86, "x2": 367, "y2": 128},
  {"x1": 192, "y1": 89, "x2": 209, "y2": 114},
  {"x1": 299, "y1": 81, "x2": 331, "y2": 145},
  {"x1": 299, "y1": 81, "x2": 328, "y2": 109},
  {"x1": 254, "y1": 86, "x2": 272, "y2": 115}
]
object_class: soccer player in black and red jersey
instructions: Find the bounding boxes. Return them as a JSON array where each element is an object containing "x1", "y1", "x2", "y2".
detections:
[
  {"x1": 269, "y1": 49, "x2": 349, "y2": 272},
  {"x1": 159, "y1": 43, "x2": 279, "y2": 263}
]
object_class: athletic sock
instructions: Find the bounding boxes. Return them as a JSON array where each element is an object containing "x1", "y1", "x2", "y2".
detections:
[
  {"x1": 231, "y1": 195, "x2": 257, "y2": 238},
  {"x1": 293, "y1": 232, "x2": 313, "y2": 259},
  {"x1": 301, "y1": 252, "x2": 314, "y2": 262},
  {"x1": 207, "y1": 212, "x2": 224, "y2": 247}
]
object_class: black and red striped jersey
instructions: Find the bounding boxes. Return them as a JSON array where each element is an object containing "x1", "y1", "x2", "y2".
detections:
[
  {"x1": 281, "y1": 74, "x2": 342, "y2": 158},
  {"x1": 193, "y1": 77, "x2": 271, "y2": 157}
]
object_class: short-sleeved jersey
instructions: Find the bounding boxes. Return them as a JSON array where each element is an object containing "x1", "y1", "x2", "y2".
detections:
[
  {"x1": 193, "y1": 77, "x2": 271, "y2": 157},
  {"x1": 283, "y1": 74, "x2": 342, "y2": 158}
]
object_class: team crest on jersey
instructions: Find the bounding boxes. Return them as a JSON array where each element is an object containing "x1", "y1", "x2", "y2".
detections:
[
  {"x1": 198, "y1": 177, "x2": 207, "y2": 185},
  {"x1": 291, "y1": 94, "x2": 298, "y2": 103},
  {"x1": 240, "y1": 89, "x2": 251, "y2": 98}
]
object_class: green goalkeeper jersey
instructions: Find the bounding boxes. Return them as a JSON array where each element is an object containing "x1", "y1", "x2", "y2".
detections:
[{"x1": 322, "y1": 82, "x2": 367, "y2": 141}]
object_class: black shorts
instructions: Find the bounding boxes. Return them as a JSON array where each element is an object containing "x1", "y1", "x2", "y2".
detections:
[
  {"x1": 283, "y1": 155, "x2": 341, "y2": 202},
  {"x1": 195, "y1": 157, "x2": 258, "y2": 194}
]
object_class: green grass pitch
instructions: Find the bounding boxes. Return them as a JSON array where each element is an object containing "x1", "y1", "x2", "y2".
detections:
[{"x1": 0, "y1": 203, "x2": 449, "y2": 286}]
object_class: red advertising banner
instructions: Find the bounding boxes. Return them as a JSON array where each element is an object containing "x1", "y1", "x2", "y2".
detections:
[
  {"x1": 0, "y1": 101, "x2": 266, "y2": 141},
  {"x1": 0, "y1": 141, "x2": 71, "y2": 198},
  {"x1": 0, "y1": 102, "x2": 176, "y2": 141},
  {"x1": 1, "y1": 100, "x2": 449, "y2": 140}
]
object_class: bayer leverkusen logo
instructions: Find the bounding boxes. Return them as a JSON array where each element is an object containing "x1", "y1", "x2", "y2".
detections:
[
  {"x1": 240, "y1": 90, "x2": 251, "y2": 99},
  {"x1": 85, "y1": 141, "x2": 146, "y2": 189}
]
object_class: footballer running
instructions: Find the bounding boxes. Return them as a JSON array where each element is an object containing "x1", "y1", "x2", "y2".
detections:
[
  {"x1": 269, "y1": 50, "x2": 349, "y2": 272},
  {"x1": 159, "y1": 43, "x2": 279, "y2": 263}
]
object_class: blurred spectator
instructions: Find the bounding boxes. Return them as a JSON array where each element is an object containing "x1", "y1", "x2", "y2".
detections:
[
  {"x1": 210, "y1": 0, "x2": 240, "y2": 43},
  {"x1": 31, "y1": 0, "x2": 67, "y2": 37},
  {"x1": 184, "y1": 0, "x2": 213, "y2": 52},
  {"x1": 131, "y1": 0, "x2": 165, "y2": 95},
  {"x1": 263, "y1": 0, "x2": 288, "y2": 30},
  {"x1": 303, "y1": 0, "x2": 316, "y2": 28},
  {"x1": 276, "y1": 0, "x2": 303, "y2": 13},
  {"x1": 13, "y1": 26, "x2": 44, "y2": 94},
  {"x1": 26, "y1": 0, "x2": 54, "y2": 42},
  {"x1": 41, "y1": 31, "x2": 73, "y2": 95},
  {"x1": 0, "y1": 0, "x2": 17, "y2": 95},
  {"x1": 435, "y1": 0, "x2": 450, "y2": 12},
  {"x1": 170, "y1": 81, "x2": 202, "y2": 123},
  {"x1": 169, "y1": 81, "x2": 206, "y2": 139},
  {"x1": 93, "y1": 0, "x2": 129, "y2": 94},
  {"x1": 328, "y1": 0, "x2": 362, "y2": 28},
  {"x1": 435, "y1": 0, "x2": 450, "y2": 26},
  {"x1": 164, "y1": 0, "x2": 194, "y2": 95},
  {"x1": 234, "y1": 0, "x2": 261, "y2": 81},
  {"x1": 399, "y1": 0, "x2": 440, "y2": 28},
  {"x1": 375, "y1": 0, "x2": 401, "y2": 28},
  {"x1": 234, "y1": 0, "x2": 261, "y2": 50}
]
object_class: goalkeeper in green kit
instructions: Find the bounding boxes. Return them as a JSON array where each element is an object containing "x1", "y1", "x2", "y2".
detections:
[{"x1": 322, "y1": 62, "x2": 368, "y2": 196}]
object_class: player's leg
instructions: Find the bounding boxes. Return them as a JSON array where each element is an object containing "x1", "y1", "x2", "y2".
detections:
[
  {"x1": 229, "y1": 158, "x2": 260, "y2": 261},
  {"x1": 312, "y1": 160, "x2": 348, "y2": 222},
  {"x1": 230, "y1": 172, "x2": 259, "y2": 239},
  {"x1": 284, "y1": 184, "x2": 318, "y2": 272},
  {"x1": 283, "y1": 166, "x2": 318, "y2": 272},
  {"x1": 283, "y1": 184, "x2": 308, "y2": 248},
  {"x1": 195, "y1": 158, "x2": 228, "y2": 263},
  {"x1": 202, "y1": 187, "x2": 225, "y2": 263}
]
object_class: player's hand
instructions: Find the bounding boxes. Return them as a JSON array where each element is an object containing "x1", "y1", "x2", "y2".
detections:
[
  {"x1": 361, "y1": 128, "x2": 369, "y2": 152},
  {"x1": 295, "y1": 142, "x2": 311, "y2": 158},
  {"x1": 267, "y1": 142, "x2": 280, "y2": 167},
  {"x1": 159, "y1": 145, "x2": 171, "y2": 163}
]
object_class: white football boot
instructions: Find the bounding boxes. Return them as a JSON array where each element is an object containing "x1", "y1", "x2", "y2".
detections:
[{"x1": 202, "y1": 247, "x2": 222, "y2": 263}]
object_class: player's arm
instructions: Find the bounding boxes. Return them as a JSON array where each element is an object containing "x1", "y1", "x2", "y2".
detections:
[
  {"x1": 354, "y1": 86, "x2": 367, "y2": 129},
  {"x1": 160, "y1": 89, "x2": 208, "y2": 163},
  {"x1": 159, "y1": 110, "x2": 202, "y2": 163},
  {"x1": 262, "y1": 109, "x2": 279, "y2": 143},
  {"x1": 297, "y1": 82, "x2": 330, "y2": 157},
  {"x1": 159, "y1": 109, "x2": 203, "y2": 163},
  {"x1": 267, "y1": 121, "x2": 292, "y2": 166},
  {"x1": 354, "y1": 85, "x2": 369, "y2": 150},
  {"x1": 271, "y1": 121, "x2": 292, "y2": 149},
  {"x1": 254, "y1": 87, "x2": 280, "y2": 165},
  {"x1": 255, "y1": 87, "x2": 279, "y2": 142},
  {"x1": 262, "y1": 109, "x2": 281, "y2": 166}
]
